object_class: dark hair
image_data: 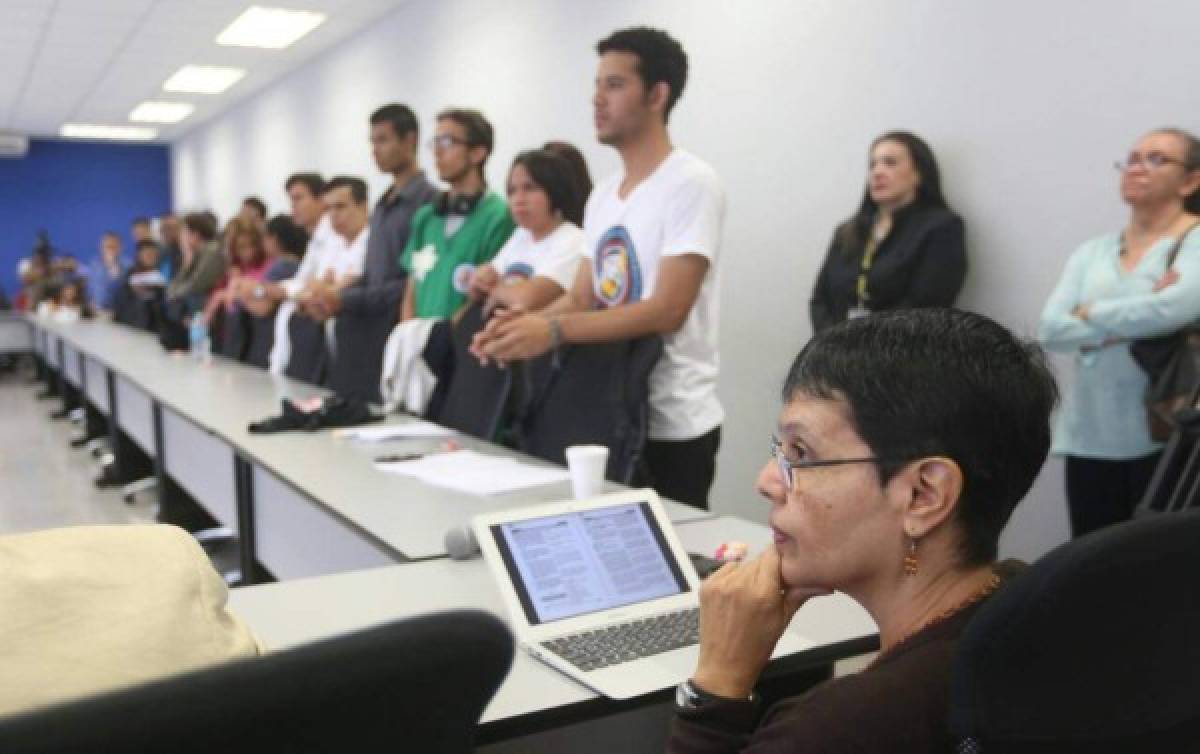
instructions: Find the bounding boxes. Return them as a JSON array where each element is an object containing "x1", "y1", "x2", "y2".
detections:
[
  {"x1": 511, "y1": 148, "x2": 589, "y2": 226},
  {"x1": 133, "y1": 239, "x2": 161, "y2": 271},
  {"x1": 242, "y1": 196, "x2": 267, "y2": 218},
  {"x1": 285, "y1": 172, "x2": 326, "y2": 198},
  {"x1": 437, "y1": 108, "x2": 494, "y2": 168},
  {"x1": 131, "y1": 217, "x2": 150, "y2": 227},
  {"x1": 783, "y1": 308, "x2": 1059, "y2": 566},
  {"x1": 542, "y1": 141, "x2": 593, "y2": 218},
  {"x1": 596, "y1": 27, "x2": 689, "y2": 122},
  {"x1": 58, "y1": 276, "x2": 94, "y2": 319},
  {"x1": 265, "y1": 214, "x2": 309, "y2": 258},
  {"x1": 101, "y1": 231, "x2": 121, "y2": 242},
  {"x1": 323, "y1": 175, "x2": 368, "y2": 206},
  {"x1": 32, "y1": 230, "x2": 53, "y2": 265},
  {"x1": 182, "y1": 212, "x2": 217, "y2": 241},
  {"x1": 839, "y1": 131, "x2": 949, "y2": 252},
  {"x1": 1153, "y1": 127, "x2": 1200, "y2": 213},
  {"x1": 371, "y1": 103, "x2": 419, "y2": 139}
]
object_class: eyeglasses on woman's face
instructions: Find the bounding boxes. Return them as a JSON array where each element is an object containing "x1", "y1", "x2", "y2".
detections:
[
  {"x1": 1114, "y1": 151, "x2": 1187, "y2": 173},
  {"x1": 769, "y1": 435, "x2": 910, "y2": 490}
]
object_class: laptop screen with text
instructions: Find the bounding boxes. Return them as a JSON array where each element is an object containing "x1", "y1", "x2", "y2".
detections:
[{"x1": 490, "y1": 501, "x2": 691, "y2": 625}]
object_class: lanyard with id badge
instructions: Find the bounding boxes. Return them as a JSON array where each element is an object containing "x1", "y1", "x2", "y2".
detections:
[{"x1": 848, "y1": 234, "x2": 881, "y2": 320}]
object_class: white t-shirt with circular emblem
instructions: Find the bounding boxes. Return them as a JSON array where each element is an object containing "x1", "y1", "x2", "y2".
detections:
[
  {"x1": 486, "y1": 222, "x2": 585, "y2": 291},
  {"x1": 583, "y1": 148, "x2": 726, "y2": 441}
]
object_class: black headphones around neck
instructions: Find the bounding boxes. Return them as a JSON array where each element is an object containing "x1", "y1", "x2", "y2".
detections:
[{"x1": 433, "y1": 190, "x2": 484, "y2": 217}]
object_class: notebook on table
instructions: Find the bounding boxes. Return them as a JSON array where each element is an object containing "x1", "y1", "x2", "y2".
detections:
[{"x1": 473, "y1": 489, "x2": 812, "y2": 699}]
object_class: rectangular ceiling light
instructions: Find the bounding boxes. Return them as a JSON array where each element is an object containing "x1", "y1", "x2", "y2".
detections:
[
  {"x1": 60, "y1": 124, "x2": 157, "y2": 141},
  {"x1": 216, "y1": 6, "x2": 326, "y2": 49},
  {"x1": 130, "y1": 101, "x2": 195, "y2": 124},
  {"x1": 163, "y1": 65, "x2": 245, "y2": 94}
]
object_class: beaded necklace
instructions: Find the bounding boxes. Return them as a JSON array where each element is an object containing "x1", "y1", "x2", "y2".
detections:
[{"x1": 868, "y1": 571, "x2": 1002, "y2": 669}]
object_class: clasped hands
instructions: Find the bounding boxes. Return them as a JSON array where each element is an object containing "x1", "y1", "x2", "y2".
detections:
[
  {"x1": 296, "y1": 271, "x2": 358, "y2": 321},
  {"x1": 469, "y1": 305, "x2": 555, "y2": 366},
  {"x1": 691, "y1": 546, "x2": 831, "y2": 699}
]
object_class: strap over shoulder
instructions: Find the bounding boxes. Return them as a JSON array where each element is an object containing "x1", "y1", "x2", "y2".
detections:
[{"x1": 1165, "y1": 219, "x2": 1200, "y2": 268}]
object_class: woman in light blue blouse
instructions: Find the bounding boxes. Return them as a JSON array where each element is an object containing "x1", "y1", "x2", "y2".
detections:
[{"x1": 1040, "y1": 128, "x2": 1200, "y2": 536}]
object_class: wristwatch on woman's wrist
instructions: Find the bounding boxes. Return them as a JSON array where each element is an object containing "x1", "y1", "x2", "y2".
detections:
[{"x1": 675, "y1": 679, "x2": 757, "y2": 712}]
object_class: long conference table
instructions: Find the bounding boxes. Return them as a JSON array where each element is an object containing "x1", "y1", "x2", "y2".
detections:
[
  {"x1": 25, "y1": 314, "x2": 710, "y2": 577},
  {"x1": 16, "y1": 313, "x2": 879, "y2": 751}
]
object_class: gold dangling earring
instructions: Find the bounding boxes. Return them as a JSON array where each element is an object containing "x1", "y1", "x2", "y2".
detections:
[{"x1": 903, "y1": 537, "x2": 919, "y2": 576}]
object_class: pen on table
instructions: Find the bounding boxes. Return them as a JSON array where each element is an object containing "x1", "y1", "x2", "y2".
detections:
[
  {"x1": 374, "y1": 440, "x2": 462, "y2": 465},
  {"x1": 374, "y1": 452, "x2": 426, "y2": 463}
]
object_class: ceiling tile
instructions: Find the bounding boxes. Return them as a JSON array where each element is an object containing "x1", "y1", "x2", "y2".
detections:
[{"x1": 6, "y1": 0, "x2": 412, "y2": 140}]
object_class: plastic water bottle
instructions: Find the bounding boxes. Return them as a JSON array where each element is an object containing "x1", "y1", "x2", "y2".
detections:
[{"x1": 189, "y1": 317, "x2": 210, "y2": 363}]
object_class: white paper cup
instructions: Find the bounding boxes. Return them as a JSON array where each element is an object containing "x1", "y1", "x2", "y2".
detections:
[{"x1": 566, "y1": 444, "x2": 609, "y2": 499}]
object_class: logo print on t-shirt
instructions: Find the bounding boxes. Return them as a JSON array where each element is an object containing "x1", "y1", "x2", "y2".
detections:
[
  {"x1": 593, "y1": 226, "x2": 642, "y2": 308},
  {"x1": 503, "y1": 262, "x2": 534, "y2": 284},
  {"x1": 411, "y1": 244, "x2": 438, "y2": 282},
  {"x1": 452, "y1": 263, "x2": 476, "y2": 294}
]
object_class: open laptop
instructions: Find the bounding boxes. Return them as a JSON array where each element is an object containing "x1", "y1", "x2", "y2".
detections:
[{"x1": 473, "y1": 489, "x2": 812, "y2": 699}]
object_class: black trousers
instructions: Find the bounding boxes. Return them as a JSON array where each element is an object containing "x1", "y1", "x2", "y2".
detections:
[
  {"x1": 1065, "y1": 453, "x2": 1161, "y2": 537},
  {"x1": 642, "y1": 427, "x2": 721, "y2": 510}
]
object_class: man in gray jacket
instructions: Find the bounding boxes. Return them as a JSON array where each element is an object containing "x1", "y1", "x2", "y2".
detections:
[{"x1": 166, "y1": 212, "x2": 226, "y2": 319}]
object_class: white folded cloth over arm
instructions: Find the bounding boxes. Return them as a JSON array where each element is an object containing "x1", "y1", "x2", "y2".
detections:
[
  {"x1": 268, "y1": 299, "x2": 298, "y2": 375},
  {"x1": 379, "y1": 318, "x2": 440, "y2": 415}
]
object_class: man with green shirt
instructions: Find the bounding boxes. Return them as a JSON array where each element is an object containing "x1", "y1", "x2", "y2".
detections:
[{"x1": 401, "y1": 108, "x2": 515, "y2": 320}]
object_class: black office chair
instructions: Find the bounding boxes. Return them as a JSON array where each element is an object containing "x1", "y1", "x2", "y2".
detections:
[
  {"x1": 284, "y1": 311, "x2": 328, "y2": 386},
  {"x1": 515, "y1": 335, "x2": 662, "y2": 484},
  {"x1": 110, "y1": 282, "x2": 139, "y2": 326},
  {"x1": 244, "y1": 309, "x2": 277, "y2": 369},
  {"x1": 1135, "y1": 388, "x2": 1200, "y2": 515},
  {"x1": 949, "y1": 512, "x2": 1200, "y2": 753},
  {"x1": 328, "y1": 308, "x2": 397, "y2": 403},
  {"x1": 218, "y1": 305, "x2": 250, "y2": 362},
  {"x1": 112, "y1": 284, "x2": 163, "y2": 333},
  {"x1": 430, "y1": 303, "x2": 512, "y2": 440},
  {"x1": 0, "y1": 609, "x2": 515, "y2": 754}
]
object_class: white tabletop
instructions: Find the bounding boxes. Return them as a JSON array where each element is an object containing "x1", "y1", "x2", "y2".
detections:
[
  {"x1": 29, "y1": 317, "x2": 710, "y2": 559},
  {"x1": 0, "y1": 314, "x2": 32, "y2": 353},
  {"x1": 229, "y1": 516, "x2": 879, "y2": 727}
]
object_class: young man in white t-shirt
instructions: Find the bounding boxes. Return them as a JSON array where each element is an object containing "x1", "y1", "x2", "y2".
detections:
[{"x1": 475, "y1": 27, "x2": 725, "y2": 509}]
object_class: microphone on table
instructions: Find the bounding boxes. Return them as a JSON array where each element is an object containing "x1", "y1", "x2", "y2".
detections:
[{"x1": 444, "y1": 525, "x2": 480, "y2": 560}]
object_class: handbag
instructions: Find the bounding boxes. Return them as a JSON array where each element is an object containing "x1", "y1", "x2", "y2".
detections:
[{"x1": 1130, "y1": 222, "x2": 1200, "y2": 441}]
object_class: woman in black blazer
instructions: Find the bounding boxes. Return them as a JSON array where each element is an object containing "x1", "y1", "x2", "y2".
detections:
[{"x1": 810, "y1": 131, "x2": 967, "y2": 333}]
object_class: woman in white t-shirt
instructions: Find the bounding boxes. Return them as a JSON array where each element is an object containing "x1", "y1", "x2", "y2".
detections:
[
  {"x1": 468, "y1": 146, "x2": 591, "y2": 313},
  {"x1": 37, "y1": 277, "x2": 93, "y2": 322}
]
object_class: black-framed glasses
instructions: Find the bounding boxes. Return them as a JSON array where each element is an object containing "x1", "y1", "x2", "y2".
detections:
[
  {"x1": 1114, "y1": 153, "x2": 1187, "y2": 172},
  {"x1": 428, "y1": 134, "x2": 469, "y2": 152},
  {"x1": 769, "y1": 435, "x2": 908, "y2": 490}
]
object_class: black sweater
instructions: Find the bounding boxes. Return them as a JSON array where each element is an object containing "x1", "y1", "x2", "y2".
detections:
[
  {"x1": 667, "y1": 563, "x2": 1023, "y2": 754},
  {"x1": 809, "y1": 205, "x2": 967, "y2": 333}
]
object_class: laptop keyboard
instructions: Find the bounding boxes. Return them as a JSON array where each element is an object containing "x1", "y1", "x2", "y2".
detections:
[{"x1": 540, "y1": 607, "x2": 700, "y2": 672}]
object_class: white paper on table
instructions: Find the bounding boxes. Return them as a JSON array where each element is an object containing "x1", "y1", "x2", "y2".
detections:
[
  {"x1": 334, "y1": 420, "x2": 457, "y2": 441},
  {"x1": 376, "y1": 449, "x2": 570, "y2": 495}
]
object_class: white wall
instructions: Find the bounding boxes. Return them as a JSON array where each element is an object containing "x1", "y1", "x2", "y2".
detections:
[{"x1": 171, "y1": 0, "x2": 1200, "y2": 562}]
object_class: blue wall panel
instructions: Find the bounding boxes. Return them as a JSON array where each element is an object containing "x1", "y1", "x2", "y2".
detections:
[{"x1": 0, "y1": 138, "x2": 171, "y2": 298}]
